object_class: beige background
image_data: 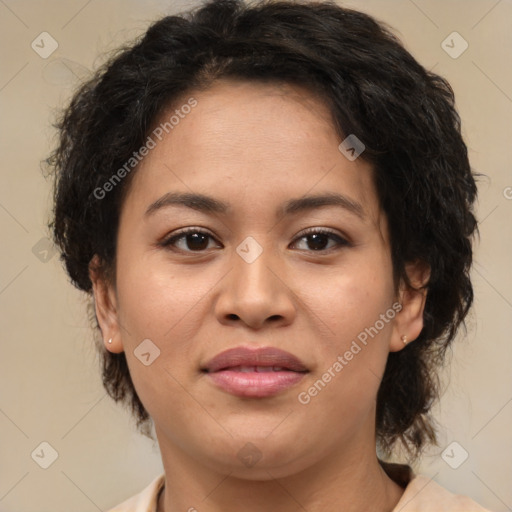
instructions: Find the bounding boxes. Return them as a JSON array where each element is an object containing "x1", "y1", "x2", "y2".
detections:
[{"x1": 1, "y1": 0, "x2": 511, "y2": 510}]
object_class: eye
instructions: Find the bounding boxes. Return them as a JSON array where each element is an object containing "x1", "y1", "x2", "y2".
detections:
[
  {"x1": 160, "y1": 228, "x2": 220, "y2": 252},
  {"x1": 160, "y1": 227, "x2": 350, "y2": 254},
  {"x1": 291, "y1": 228, "x2": 350, "y2": 252}
]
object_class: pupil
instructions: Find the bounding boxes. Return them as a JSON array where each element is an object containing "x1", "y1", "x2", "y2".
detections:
[
  {"x1": 188, "y1": 233, "x2": 208, "y2": 250},
  {"x1": 308, "y1": 233, "x2": 328, "y2": 250}
]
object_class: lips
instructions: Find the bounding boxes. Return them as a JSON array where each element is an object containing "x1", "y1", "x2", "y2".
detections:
[
  {"x1": 202, "y1": 346, "x2": 308, "y2": 373},
  {"x1": 202, "y1": 346, "x2": 308, "y2": 398}
]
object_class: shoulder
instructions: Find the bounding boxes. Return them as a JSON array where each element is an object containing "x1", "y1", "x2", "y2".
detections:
[
  {"x1": 393, "y1": 474, "x2": 493, "y2": 512},
  {"x1": 103, "y1": 471, "x2": 493, "y2": 512},
  {"x1": 105, "y1": 474, "x2": 165, "y2": 512}
]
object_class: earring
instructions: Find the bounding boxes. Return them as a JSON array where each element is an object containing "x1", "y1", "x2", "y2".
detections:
[
  {"x1": 108, "y1": 338, "x2": 113, "y2": 344},
  {"x1": 401, "y1": 335, "x2": 408, "y2": 345}
]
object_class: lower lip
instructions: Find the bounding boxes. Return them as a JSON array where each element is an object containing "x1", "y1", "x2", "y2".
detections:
[{"x1": 205, "y1": 370, "x2": 307, "y2": 398}]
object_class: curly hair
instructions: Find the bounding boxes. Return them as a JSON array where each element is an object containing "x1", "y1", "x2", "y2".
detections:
[{"x1": 46, "y1": 0, "x2": 478, "y2": 460}]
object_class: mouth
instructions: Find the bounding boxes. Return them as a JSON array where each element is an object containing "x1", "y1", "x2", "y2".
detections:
[
  {"x1": 214, "y1": 365, "x2": 303, "y2": 372},
  {"x1": 201, "y1": 346, "x2": 309, "y2": 398}
]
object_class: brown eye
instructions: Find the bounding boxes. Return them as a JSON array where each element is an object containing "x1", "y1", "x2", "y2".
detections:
[
  {"x1": 305, "y1": 233, "x2": 331, "y2": 251},
  {"x1": 291, "y1": 229, "x2": 350, "y2": 252},
  {"x1": 161, "y1": 229, "x2": 219, "y2": 252}
]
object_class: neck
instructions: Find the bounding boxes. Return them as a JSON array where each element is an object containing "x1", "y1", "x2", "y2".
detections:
[{"x1": 155, "y1": 427, "x2": 405, "y2": 512}]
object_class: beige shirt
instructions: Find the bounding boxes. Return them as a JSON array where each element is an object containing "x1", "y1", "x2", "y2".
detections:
[{"x1": 106, "y1": 467, "x2": 492, "y2": 512}]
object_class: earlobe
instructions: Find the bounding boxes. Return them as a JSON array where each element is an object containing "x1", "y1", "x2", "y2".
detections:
[
  {"x1": 390, "y1": 260, "x2": 430, "y2": 352},
  {"x1": 89, "y1": 255, "x2": 124, "y2": 354}
]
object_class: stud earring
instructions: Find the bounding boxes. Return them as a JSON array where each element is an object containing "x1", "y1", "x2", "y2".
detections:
[
  {"x1": 401, "y1": 335, "x2": 408, "y2": 345},
  {"x1": 108, "y1": 338, "x2": 113, "y2": 344}
]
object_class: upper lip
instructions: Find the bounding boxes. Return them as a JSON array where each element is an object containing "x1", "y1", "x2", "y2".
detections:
[{"x1": 202, "y1": 346, "x2": 309, "y2": 373}]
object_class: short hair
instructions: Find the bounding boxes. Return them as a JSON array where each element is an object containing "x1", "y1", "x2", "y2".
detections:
[{"x1": 46, "y1": 0, "x2": 478, "y2": 460}]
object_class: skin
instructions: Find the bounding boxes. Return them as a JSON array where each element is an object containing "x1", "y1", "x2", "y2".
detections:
[{"x1": 91, "y1": 79, "x2": 429, "y2": 512}]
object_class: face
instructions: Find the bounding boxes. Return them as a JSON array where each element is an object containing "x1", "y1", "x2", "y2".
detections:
[{"x1": 93, "y1": 79, "x2": 425, "y2": 479}]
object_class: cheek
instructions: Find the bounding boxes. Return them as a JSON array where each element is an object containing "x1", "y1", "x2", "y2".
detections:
[
  {"x1": 114, "y1": 258, "x2": 209, "y2": 423},
  {"x1": 113, "y1": 253, "x2": 217, "y2": 413},
  {"x1": 115, "y1": 253, "x2": 210, "y2": 344},
  {"x1": 305, "y1": 252, "x2": 395, "y2": 345},
  {"x1": 297, "y1": 252, "x2": 395, "y2": 403}
]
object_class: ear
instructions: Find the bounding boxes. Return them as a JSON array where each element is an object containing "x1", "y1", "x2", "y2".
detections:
[
  {"x1": 89, "y1": 255, "x2": 124, "y2": 354},
  {"x1": 389, "y1": 259, "x2": 430, "y2": 352}
]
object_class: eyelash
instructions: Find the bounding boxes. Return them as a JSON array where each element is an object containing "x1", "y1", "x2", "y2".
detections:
[{"x1": 159, "y1": 227, "x2": 351, "y2": 254}]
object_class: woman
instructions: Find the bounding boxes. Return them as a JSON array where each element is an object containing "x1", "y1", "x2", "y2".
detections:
[{"x1": 46, "y1": 0, "x2": 491, "y2": 510}]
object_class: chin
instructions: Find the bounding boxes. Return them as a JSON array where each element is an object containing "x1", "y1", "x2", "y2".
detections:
[{"x1": 195, "y1": 434, "x2": 316, "y2": 480}]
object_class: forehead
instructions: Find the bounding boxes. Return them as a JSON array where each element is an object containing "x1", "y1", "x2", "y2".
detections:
[
  {"x1": 171, "y1": 79, "x2": 339, "y2": 157},
  {"x1": 124, "y1": 79, "x2": 383, "y2": 225}
]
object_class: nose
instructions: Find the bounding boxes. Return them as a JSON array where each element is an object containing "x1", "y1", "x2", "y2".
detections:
[{"x1": 214, "y1": 243, "x2": 296, "y2": 330}]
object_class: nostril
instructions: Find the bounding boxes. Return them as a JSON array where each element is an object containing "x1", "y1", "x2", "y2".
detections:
[{"x1": 227, "y1": 314, "x2": 239, "y2": 320}]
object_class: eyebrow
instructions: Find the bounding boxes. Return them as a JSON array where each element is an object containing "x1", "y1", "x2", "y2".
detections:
[
  {"x1": 145, "y1": 192, "x2": 229, "y2": 217},
  {"x1": 145, "y1": 191, "x2": 366, "y2": 220},
  {"x1": 281, "y1": 192, "x2": 366, "y2": 220}
]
